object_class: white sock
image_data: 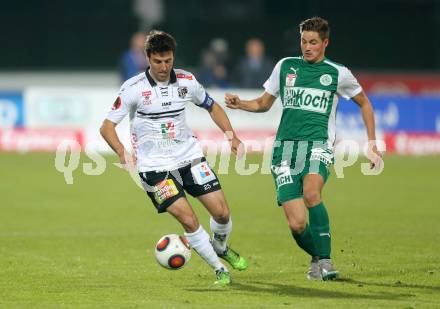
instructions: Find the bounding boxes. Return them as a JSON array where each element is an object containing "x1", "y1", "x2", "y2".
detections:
[
  {"x1": 185, "y1": 225, "x2": 227, "y2": 271},
  {"x1": 209, "y1": 217, "x2": 232, "y2": 254}
]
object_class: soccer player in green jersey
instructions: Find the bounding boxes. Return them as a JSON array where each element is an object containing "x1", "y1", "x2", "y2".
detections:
[{"x1": 225, "y1": 17, "x2": 381, "y2": 280}]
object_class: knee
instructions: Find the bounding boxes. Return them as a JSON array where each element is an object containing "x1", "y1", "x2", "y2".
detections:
[
  {"x1": 211, "y1": 200, "x2": 230, "y2": 224},
  {"x1": 303, "y1": 190, "x2": 321, "y2": 207},
  {"x1": 288, "y1": 219, "x2": 306, "y2": 234},
  {"x1": 181, "y1": 213, "x2": 199, "y2": 233},
  {"x1": 213, "y1": 208, "x2": 230, "y2": 224}
]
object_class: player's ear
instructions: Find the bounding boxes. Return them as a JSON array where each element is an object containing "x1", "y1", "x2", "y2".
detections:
[{"x1": 323, "y1": 38, "x2": 329, "y2": 48}]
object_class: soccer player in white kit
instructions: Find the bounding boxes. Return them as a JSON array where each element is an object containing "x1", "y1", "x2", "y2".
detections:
[{"x1": 100, "y1": 30, "x2": 247, "y2": 285}]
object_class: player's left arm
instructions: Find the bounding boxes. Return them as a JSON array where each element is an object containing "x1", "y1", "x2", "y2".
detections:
[
  {"x1": 208, "y1": 102, "x2": 243, "y2": 157},
  {"x1": 351, "y1": 91, "x2": 382, "y2": 168}
]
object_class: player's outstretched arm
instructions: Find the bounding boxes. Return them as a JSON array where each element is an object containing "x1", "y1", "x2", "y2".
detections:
[
  {"x1": 351, "y1": 91, "x2": 382, "y2": 168},
  {"x1": 208, "y1": 102, "x2": 243, "y2": 157},
  {"x1": 225, "y1": 91, "x2": 276, "y2": 113}
]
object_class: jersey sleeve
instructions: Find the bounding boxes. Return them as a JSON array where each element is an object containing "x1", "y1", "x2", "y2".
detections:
[
  {"x1": 263, "y1": 59, "x2": 282, "y2": 97},
  {"x1": 337, "y1": 67, "x2": 362, "y2": 99},
  {"x1": 106, "y1": 84, "x2": 137, "y2": 124},
  {"x1": 191, "y1": 76, "x2": 214, "y2": 110}
]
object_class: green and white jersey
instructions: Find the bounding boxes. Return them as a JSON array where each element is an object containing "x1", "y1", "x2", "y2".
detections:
[{"x1": 264, "y1": 56, "x2": 362, "y2": 147}]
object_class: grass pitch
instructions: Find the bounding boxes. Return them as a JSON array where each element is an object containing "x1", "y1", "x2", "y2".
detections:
[{"x1": 1, "y1": 153, "x2": 439, "y2": 308}]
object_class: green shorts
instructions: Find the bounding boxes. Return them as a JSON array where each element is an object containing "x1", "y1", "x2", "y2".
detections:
[{"x1": 271, "y1": 140, "x2": 333, "y2": 205}]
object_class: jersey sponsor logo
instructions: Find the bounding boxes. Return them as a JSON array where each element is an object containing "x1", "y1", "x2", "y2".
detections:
[
  {"x1": 285, "y1": 73, "x2": 297, "y2": 87},
  {"x1": 143, "y1": 97, "x2": 152, "y2": 105},
  {"x1": 142, "y1": 91, "x2": 152, "y2": 105},
  {"x1": 272, "y1": 162, "x2": 293, "y2": 187},
  {"x1": 111, "y1": 97, "x2": 122, "y2": 110},
  {"x1": 161, "y1": 122, "x2": 175, "y2": 139},
  {"x1": 283, "y1": 87, "x2": 331, "y2": 113},
  {"x1": 320, "y1": 74, "x2": 333, "y2": 86},
  {"x1": 276, "y1": 174, "x2": 293, "y2": 187},
  {"x1": 153, "y1": 179, "x2": 179, "y2": 204},
  {"x1": 162, "y1": 101, "x2": 172, "y2": 107},
  {"x1": 177, "y1": 86, "x2": 188, "y2": 99},
  {"x1": 176, "y1": 73, "x2": 193, "y2": 80},
  {"x1": 190, "y1": 162, "x2": 216, "y2": 185}
]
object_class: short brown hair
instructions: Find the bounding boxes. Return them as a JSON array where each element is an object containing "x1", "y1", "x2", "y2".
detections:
[
  {"x1": 300, "y1": 17, "x2": 330, "y2": 40},
  {"x1": 144, "y1": 30, "x2": 177, "y2": 57}
]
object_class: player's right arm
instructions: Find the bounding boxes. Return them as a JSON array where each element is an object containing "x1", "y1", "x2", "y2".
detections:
[
  {"x1": 100, "y1": 119, "x2": 128, "y2": 164},
  {"x1": 225, "y1": 91, "x2": 276, "y2": 112},
  {"x1": 100, "y1": 85, "x2": 136, "y2": 166}
]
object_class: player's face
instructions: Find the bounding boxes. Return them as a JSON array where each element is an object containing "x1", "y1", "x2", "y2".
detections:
[
  {"x1": 300, "y1": 31, "x2": 328, "y2": 63},
  {"x1": 148, "y1": 51, "x2": 174, "y2": 82}
]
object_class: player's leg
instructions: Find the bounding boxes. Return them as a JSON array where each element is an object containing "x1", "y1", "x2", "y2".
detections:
[
  {"x1": 282, "y1": 198, "x2": 321, "y2": 280},
  {"x1": 282, "y1": 198, "x2": 318, "y2": 257},
  {"x1": 183, "y1": 157, "x2": 247, "y2": 271},
  {"x1": 303, "y1": 173, "x2": 338, "y2": 280},
  {"x1": 196, "y1": 190, "x2": 248, "y2": 271},
  {"x1": 166, "y1": 197, "x2": 231, "y2": 285},
  {"x1": 271, "y1": 143, "x2": 318, "y2": 258},
  {"x1": 197, "y1": 189, "x2": 230, "y2": 253},
  {"x1": 139, "y1": 169, "x2": 230, "y2": 285}
]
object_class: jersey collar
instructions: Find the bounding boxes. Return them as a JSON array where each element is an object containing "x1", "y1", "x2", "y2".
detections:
[
  {"x1": 145, "y1": 67, "x2": 177, "y2": 86},
  {"x1": 301, "y1": 56, "x2": 326, "y2": 65}
]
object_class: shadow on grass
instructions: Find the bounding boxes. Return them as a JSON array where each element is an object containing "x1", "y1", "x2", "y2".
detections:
[
  {"x1": 337, "y1": 278, "x2": 440, "y2": 292},
  {"x1": 187, "y1": 280, "x2": 415, "y2": 301}
]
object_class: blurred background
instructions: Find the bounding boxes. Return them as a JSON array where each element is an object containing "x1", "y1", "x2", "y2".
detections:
[{"x1": 1, "y1": 0, "x2": 440, "y2": 154}]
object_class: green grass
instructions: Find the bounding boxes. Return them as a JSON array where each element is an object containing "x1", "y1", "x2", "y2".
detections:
[{"x1": 1, "y1": 153, "x2": 439, "y2": 308}]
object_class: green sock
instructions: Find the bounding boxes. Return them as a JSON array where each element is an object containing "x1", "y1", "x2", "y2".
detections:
[
  {"x1": 291, "y1": 224, "x2": 318, "y2": 257},
  {"x1": 309, "y1": 202, "x2": 331, "y2": 259}
]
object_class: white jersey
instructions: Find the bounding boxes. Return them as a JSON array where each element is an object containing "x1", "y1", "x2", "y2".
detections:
[{"x1": 106, "y1": 68, "x2": 214, "y2": 172}]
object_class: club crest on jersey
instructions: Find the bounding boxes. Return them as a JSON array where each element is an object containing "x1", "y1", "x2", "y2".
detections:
[
  {"x1": 285, "y1": 74, "x2": 297, "y2": 87},
  {"x1": 161, "y1": 122, "x2": 175, "y2": 139},
  {"x1": 177, "y1": 86, "x2": 188, "y2": 99},
  {"x1": 320, "y1": 74, "x2": 332, "y2": 86}
]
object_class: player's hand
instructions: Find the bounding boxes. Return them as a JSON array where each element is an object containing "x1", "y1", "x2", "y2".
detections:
[
  {"x1": 118, "y1": 149, "x2": 137, "y2": 171},
  {"x1": 225, "y1": 93, "x2": 241, "y2": 109},
  {"x1": 368, "y1": 144, "x2": 382, "y2": 169},
  {"x1": 230, "y1": 136, "x2": 245, "y2": 159}
]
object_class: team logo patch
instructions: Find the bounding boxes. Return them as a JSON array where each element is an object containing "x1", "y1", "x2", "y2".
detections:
[
  {"x1": 320, "y1": 74, "x2": 332, "y2": 86},
  {"x1": 161, "y1": 122, "x2": 175, "y2": 139},
  {"x1": 190, "y1": 162, "x2": 216, "y2": 185},
  {"x1": 285, "y1": 73, "x2": 297, "y2": 87},
  {"x1": 111, "y1": 97, "x2": 122, "y2": 110},
  {"x1": 153, "y1": 179, "x2": 179, "y2": 204},
  {"x1": 177, "y1": 87, "x2": 188, "y2": 99}
]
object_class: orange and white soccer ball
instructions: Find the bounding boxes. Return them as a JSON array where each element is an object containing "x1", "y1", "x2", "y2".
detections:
[{"x1": 155, "y1": 234, "x2": 191, "y2": 270}]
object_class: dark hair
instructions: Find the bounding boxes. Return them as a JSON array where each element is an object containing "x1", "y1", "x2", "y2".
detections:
[
  {"x1": 144, "y1": 30, "x2": 177, "y2": 57},
  {"x1": 300, "y1": 17, "x2": 330, "y2": 40}
]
